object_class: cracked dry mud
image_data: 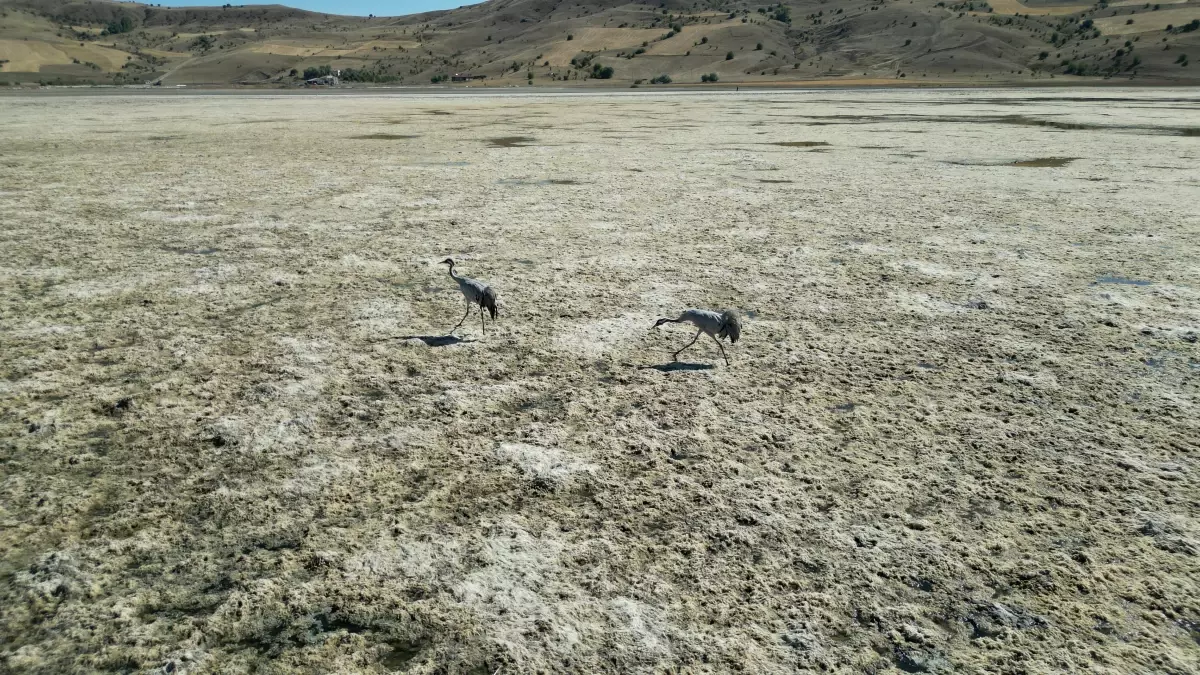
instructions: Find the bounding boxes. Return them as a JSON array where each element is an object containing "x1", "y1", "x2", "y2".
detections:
[{"x1": 1, "y1": 88, "x2": 1198, "y2": 674}]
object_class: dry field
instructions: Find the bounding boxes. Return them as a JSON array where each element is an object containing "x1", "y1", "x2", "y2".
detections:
[{"x1": 1, "y1": 88, "x2": 1198, "y2": 674}]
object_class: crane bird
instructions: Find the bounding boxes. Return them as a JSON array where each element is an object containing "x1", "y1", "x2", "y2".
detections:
[
  {"x1": 651, "y1": 309, "x2": 742, "y2": 366},
  {"x1": 440, "y1": 258, "x2": 498, "y2": 336}
]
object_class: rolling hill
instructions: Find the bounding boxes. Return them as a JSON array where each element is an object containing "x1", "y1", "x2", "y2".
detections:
[{"x1": 1, "y1": 0, "x2": 1197, "y2": 86}]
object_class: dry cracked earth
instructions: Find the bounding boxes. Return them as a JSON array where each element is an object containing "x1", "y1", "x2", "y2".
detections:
[{"x1": 1, "y1": 88, "x2": 1198, "y2": 674}]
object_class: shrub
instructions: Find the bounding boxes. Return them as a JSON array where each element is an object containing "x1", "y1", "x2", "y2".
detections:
[
  {"x1": 701, "y1": 72, "x2": 719, "y2": 82},
  {"x1": 701, "y1": 36, "x2": 708, "y2": 44},
  {"x1": 905, "y1": 39, "x2": 912, "y2": 46},
  {"x1": 567, "y1": 34, "x2": 574, "y2": 40},
  {"x1": 342, "y1": 68, "x2": 398, "y2": 82},
  {"x1": 431, "y1": 73, "x2": 447, "y2": 83},
  {"x1": 650, "y1": 74, "x2": 672, "y2": 84},
  {"x1": 726, "y1": 51, "x2": 734, "y2": 60},
  {"x1": 671, "y1": 23, "x2": 683, "y2": 32},
  {"x1": 191, "y1": 35, "x2": 215, "y2": 52},
  {"x1": 755, "y1": 42, "x2": 763, "y2": 50},
  {"x1": 592, "y1": 64, "x2": 614, "y2": 79},
  {"x1": 302, "y1": 65, "x2": 331, "y2": 79},
  {"x1": 289, "y1": 68, "x2": 298, "y2": 76},
  {"x1": 773, "y1": 7, "x2": 791, "y2": 22},
  {"x1": 1039, "y1": 51, "x2": 1049, "y2": 59}
]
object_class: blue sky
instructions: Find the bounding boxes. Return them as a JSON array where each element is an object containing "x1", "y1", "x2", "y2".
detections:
[{"x1": 158, "y1": 1, "x2": 472, "y2": 17}]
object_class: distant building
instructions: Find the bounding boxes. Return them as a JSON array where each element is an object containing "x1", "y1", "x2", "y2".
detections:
[
  {"x1": 451, "y1": 73, "x2": 486, "y2": 82},
  {"x1": 305, "y1": 75, "x2": 339, "y2": 86}
]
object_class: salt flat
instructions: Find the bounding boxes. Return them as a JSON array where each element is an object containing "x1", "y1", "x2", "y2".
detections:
[{"x1": 1, "y1": 88, "x2": 1198, "y2": 673}]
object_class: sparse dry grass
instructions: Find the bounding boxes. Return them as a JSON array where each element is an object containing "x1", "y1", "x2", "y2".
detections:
[
  {"x1": 0, "y1": 37, "x2": 130, "y2": 72},
  {"x1": 1, "y1": 89, "x2": 1198, "y2": 674},
  {"x1": 986, "y1": 0, "x2": 1090, "y2": 15},
  {"x1": 1093, "y1": 7, "x2": 1200, "y2": 34},
  {"x1": 539, "y1": 27, "x2": 664, "y2": 65}
]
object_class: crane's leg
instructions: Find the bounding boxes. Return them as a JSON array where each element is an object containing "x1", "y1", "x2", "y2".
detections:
[
  {"x1": 479, "y1": 304, "x2": 486, "y2": 336},
  {"x1": 673, "y1": 329, "x2": 702, "y2": 361},
  {"x1": 710, "y1": 334, "x2": 730, "y2": 366},
  {"x1": 450, "y1": 302, "x2": 471, "y2": 334}
]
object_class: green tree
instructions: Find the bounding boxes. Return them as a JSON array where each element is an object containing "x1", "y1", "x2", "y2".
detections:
[{"x1": 105, "y1": 15, "x2": 134, "y2": 35}]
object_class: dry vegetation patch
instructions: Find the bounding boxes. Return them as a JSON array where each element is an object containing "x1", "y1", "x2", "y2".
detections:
[{"x1": 0, "y1": 89, "x2": 1197, "y2": 674}]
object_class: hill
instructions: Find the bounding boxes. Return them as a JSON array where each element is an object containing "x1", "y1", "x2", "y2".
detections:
[{"x1": 1, "y1": 0, "x2": 1197, "y2": 87}]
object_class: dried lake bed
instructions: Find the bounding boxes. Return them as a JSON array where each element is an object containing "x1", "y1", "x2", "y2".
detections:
[{"x1": 1, "y1": 88, "x2": 1198, "y2": 673}]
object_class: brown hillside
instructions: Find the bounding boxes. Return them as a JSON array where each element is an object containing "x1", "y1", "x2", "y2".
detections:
[{"x1": 1, "y1": 0, "x2": 1196, "y2": 85}]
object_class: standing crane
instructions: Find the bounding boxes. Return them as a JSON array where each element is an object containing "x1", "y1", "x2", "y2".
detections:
[
  {"x1": 440, "y1": 258, "x2": 498, "y2": 336},
  {"x1": 651, "y1": 309, "x2": 742, "y2": 366}
]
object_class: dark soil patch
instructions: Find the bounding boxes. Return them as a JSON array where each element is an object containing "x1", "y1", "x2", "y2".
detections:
[
  {"x1": 1011, "y1": 157, "x2": 1076, "y2": 168},
  {"x1": 351, "y1": 134, "x2": 420, "y2": 140},
  {"x1": 488, "y1": 136, "x2": 536, "y2": 148},
  {"x1": 162, "y1": 246, "x2": 218, "y2": 255},
  {"x1": 1095, "y1": 275, "x2": 1152, "y2": 286}
]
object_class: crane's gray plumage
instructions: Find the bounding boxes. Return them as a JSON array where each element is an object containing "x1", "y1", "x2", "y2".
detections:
[
  {"x1": 441, "y1": 258, "x2": 497, "y2": 335},
  {"x1": 651, "y1": 308, "x2": 742, "y2": 366}
]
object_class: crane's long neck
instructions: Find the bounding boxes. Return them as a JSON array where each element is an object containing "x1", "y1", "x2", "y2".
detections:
[{"x1": 446, "y1": 262, "x2": 460, "y2": 280}]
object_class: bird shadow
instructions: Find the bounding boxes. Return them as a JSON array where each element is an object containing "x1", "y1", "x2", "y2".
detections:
[
  {"x1": 378, "y1": 334, "x2": 476, "y2": 347},
  {"x1": 641, "y1": 362, "x2": 715, "y2": 373}
]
